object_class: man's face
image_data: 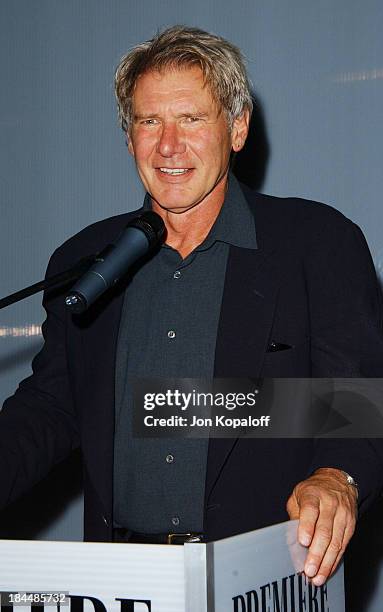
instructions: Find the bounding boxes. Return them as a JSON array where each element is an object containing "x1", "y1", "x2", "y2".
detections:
[{"x1": 128, "y1": 66, "x2": 248, "y2": 213}]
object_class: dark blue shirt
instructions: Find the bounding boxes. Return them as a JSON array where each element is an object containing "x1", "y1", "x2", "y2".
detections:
[{"x1": 113, "y1": 174, "x2": 257, "y2": 533}]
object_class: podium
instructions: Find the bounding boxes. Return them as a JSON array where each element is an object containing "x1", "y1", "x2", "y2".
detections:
[{"x1": 0, "y1": 520, "x2": 344, "y2": 611}]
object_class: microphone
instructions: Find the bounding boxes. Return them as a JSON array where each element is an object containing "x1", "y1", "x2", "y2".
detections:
[{"x1": 65, "y1": 211, "x2": 166, "y2": 313}]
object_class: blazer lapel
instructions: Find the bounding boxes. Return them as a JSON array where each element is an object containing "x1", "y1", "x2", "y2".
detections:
[
  {"x1": 214, "y1": 244, "x2": 281, "y2": 378},
  {"x1": 206, "y1": 244, "x2": 281, "y2": 500}
]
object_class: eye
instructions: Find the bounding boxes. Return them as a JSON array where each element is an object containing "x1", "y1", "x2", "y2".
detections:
[
  {"x1": 186, "y1": 116, "x2": 201, "y2": 123},
  {"x1": 140, "y1": 118, "x2": 159, "y2": 126}
]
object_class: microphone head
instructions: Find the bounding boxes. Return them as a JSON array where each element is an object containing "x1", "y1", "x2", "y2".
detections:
[{"x1": 128, "y1": 211, "x2": 166, "y2": 248}]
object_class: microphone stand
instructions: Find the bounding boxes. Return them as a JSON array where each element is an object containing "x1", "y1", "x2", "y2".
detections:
[{"x1": 0, "y1": 255, "x2": 98, "y2": 311}]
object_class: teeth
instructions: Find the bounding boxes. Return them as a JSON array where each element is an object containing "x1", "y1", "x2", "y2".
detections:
[{"x1": 159, "y1": 168, "x2": 189, "y2": 175}]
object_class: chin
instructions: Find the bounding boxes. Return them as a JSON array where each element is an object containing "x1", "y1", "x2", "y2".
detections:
[{"x1": 153, "y1": 189, "x2": 200, "y2": 211}]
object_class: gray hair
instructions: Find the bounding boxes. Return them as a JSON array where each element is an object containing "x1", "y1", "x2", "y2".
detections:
[{"x1": 115, "y1": 25, "x2": 253, "y2": 132}]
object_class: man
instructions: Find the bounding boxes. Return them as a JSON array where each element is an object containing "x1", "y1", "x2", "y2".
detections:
[{"x1": 1, "y1": 26, "x2": 382, "y2": 589}]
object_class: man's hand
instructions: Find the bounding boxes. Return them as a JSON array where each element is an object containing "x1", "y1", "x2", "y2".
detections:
[{"x1": 286, "y1": 467, "x2": 358, "y2": 586}]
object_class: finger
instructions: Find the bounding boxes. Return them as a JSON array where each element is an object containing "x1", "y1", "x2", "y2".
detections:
[
  {"x1": 286, "y1": 522, "x2": 308, "y2": 574},
  {"x1": 328, "y1": 548, "x2": 345, "y2": 581},
  {"x1": 311, "y1": 508, "x2": 347, "y2": 586},
  {"x1": 327, "y1": 514, "x2": 356, "y2": 579},
  {"x1": 297, "y1": 494, "x2": 320, "y2": 547},
  {"x1": 303, "y1": 503, "x2": 336, "y2": 579}
]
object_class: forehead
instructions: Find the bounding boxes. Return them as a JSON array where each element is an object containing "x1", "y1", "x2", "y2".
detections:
[{"x1": 132, "y1": 66, "x2": 218, "y2": 110}]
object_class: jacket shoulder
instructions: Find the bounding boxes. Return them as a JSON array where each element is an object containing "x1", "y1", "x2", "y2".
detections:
[
  {"x1": 239, "y1": 183, "x2": 358, "y2": 249},
  {"x1": 242, "y1": 182, "x2": 352, "y2": 224}
]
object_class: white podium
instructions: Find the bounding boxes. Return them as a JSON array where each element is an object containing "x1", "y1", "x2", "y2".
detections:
[{"x1": 0, "y1": 520, "x2": 344, "y2": 611}]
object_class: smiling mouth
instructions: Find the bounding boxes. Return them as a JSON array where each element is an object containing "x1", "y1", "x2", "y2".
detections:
[{"x1": 158, "y1": 168, "x2": 192, "y2": 175}]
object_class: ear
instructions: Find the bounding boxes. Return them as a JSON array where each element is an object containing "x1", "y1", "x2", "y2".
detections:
[
  {"x1": 231, "y1": 109, "x2": 250, "y2": 153},
  {"x1": 126, "y1": 131, "x2": 135, "y2": 156}
]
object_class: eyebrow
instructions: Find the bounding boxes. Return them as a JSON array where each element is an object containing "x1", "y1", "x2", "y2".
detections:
[
  {"x1": 133, "y1": 111, "x2": 210, "y2": 120},
  {"x1": 133, "y1": 113, "x2": 160, "y2": 120}
]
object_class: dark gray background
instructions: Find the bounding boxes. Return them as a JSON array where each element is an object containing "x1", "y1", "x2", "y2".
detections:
[{"x1": 0, "y1": 2, "x2": 382, "y2": 609}]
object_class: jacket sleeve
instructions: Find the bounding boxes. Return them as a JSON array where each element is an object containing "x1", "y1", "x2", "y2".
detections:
[
  {"x1": 0, "y1": 248, "x2": 80, "y2": 510},
  {"x1": 305, "y1": 213, "x2": 383, "y2": 514}
]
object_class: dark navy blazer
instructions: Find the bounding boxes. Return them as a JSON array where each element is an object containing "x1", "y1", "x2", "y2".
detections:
[{"x1": 1, "y1": 184, "x2": 383, "y2": 541}]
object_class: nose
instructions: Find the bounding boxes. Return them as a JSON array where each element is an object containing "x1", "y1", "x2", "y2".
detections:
[{"x1": 157, "y1": 122, "x2": 186, "y2": 157}]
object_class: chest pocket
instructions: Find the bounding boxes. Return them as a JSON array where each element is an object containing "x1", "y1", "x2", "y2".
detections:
[{"x1": 260, "y1": 338, "x2": 311, "y2": 377}]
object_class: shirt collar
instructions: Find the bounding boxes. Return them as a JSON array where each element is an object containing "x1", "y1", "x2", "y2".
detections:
[{"x1": 143, "y1": 172, "x2": 257, "y2": 251}]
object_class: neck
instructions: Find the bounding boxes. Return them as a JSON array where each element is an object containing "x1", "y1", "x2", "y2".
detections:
[{"x1": 151, "y1": 175, "x2": 228, "y2": 259}]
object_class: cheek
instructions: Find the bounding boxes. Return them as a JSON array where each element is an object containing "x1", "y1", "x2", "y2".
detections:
[
  {"x1": 191, "y1": 131, "x2": 228, "y2": 161},
  {"x1": 136, "y1": 148, "x2": 155, "y2": 172},
  {"x1": 130, "y1": 132, "x2": 157, "y2": 163}
]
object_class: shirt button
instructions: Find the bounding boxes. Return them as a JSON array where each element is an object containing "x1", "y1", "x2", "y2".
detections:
[
  {"x1": 173, "y1": 270, "x2": 181, "y2": 279},
  {"x1": 171, "y1": 516, "x2": 180, "y2": 527},
  {"x1": 167, "y1": 330, "x2": 176, "y2": 339},
  {"x1": 166, "y1": 454, "x2": 174, "y2": 463}
]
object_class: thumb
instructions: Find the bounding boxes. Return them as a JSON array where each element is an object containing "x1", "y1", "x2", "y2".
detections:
[{"x1": 286, "y1": 490, "x2": 300, "y2": 520}]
